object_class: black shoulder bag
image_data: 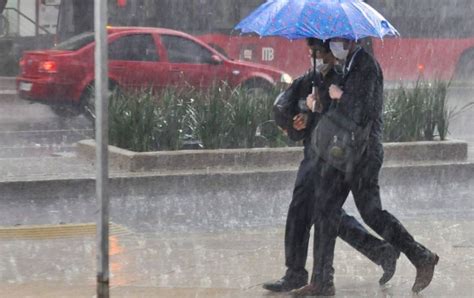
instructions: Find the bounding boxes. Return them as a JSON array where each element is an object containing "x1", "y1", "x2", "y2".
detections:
[{"x1": 310, "y1": 107, "x2": 372, "y2": 174}]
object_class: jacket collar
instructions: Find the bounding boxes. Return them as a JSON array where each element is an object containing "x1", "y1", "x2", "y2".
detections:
[{"x1": 343, "y1": 46, "x2": 362, "y2": 76}]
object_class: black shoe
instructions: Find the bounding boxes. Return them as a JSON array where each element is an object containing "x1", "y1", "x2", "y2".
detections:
[
  {"x1": 379, "y1": 246, "x2": 400, "y2": 285},
  {"x1": 262, "y1": 275, "x2": 308, "y2": 292},
  {"x1": 291, "y1": 282, "x2": 336, "y2": 297},
  {"x1": 412, "y1": 253, "x2": 439, "y2": 293}
]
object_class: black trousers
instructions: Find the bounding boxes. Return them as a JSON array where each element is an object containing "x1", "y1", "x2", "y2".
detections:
[
  {"x1": 284, "y1": 155, "x2": 391, "y2": 279},
  {"x1": 311, "y1": 151, "x2": 433, "y2": 283}
]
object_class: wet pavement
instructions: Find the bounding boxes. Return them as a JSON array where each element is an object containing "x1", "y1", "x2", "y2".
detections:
[
  {"x1": 0, "y1": 217, "x2": 472, "y2": 297},
  {"x1": 0, "y1": 95, "x2": 93, "y2": 158}
]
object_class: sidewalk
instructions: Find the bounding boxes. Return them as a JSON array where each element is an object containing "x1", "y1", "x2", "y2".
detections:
[{"x1": 0, "y1": 217, "x2": 472, "y2": 297}]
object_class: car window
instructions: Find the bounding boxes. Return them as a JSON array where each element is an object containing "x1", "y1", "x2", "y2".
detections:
[
  {"x1": 161, "y1": 35, "x2": 213, "y2": 64},
  {"x1": 109, "y1": 34, "x2": 159, "y2": 62},
  {"x1": 53, "y1": 31, "x2": 95, "y2": 51}
]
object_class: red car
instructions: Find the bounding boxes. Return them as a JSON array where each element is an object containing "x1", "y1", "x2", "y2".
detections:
[{"x1": 16, "y1": 27, "x2": 292, "y2": 115}]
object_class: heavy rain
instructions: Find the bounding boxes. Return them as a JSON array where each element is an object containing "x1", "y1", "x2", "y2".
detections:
[{"x1": 0, "y1": 0, "x2": 473, "y2": 297}]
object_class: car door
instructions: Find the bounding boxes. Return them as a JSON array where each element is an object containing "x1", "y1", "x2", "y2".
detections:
[
  {"x1": 159, "y1": 34, "x2": 228, "y2": 88},
  {"x1": 108, "y1": 33, "x2": 168, "y2": 91}
]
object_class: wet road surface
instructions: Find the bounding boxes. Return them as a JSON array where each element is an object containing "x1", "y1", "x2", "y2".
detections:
[
  {"x1": 0, "y1": 97, "x2": 93, "y2": 158},
  {"x1": 0, "y1": 217, "x2": 472, "y2": 297}
]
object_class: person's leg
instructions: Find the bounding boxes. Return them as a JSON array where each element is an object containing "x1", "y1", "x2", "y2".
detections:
[
  {"x1": 325, "y1": 181, "x2": 398, "y2": 269},
  {"x1": 294, "y1": 162, "x2": 347, "y2": 296},
  {"x1": 338, "y1": 209, "x2": 400, "y2": 285},
  {"x1": 351, "y1": 157, "x2": 438, "y2": 292},
  {"x1": 284, "y1": 159, "x2": 316, "y2": 276},
  {"x1": 263, "y1": 158, "x2": 316, "y2": 292}
]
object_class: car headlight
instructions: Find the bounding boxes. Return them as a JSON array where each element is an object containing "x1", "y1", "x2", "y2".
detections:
[{"x1": 280, "y1": 73, "x2": 293, "y2": 84}]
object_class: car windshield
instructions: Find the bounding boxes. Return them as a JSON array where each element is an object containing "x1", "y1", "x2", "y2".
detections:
[{"x1": 52, "y1": 32, "x2": 95, "y2": 51}]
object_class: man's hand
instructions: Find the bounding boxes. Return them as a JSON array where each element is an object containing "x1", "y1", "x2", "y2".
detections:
[
  {"x1": 306, "y1": 93, "x2": 323, "y2": 113},
  {"x1": 306, "y1": 93, "x2": 315, "y2": 111},
  {"x1": 329, "y1": 84, "x2": 343, "y2": 100},
  {"x1": 293, "y1": 113, "x2": 307, "y2": 131}
]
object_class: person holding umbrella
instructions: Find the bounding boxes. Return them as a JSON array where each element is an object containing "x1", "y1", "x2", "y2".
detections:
[
  {"x1": 265, "y1": 38, "x2": 400, "y2": 293},
  {"x1": 292, "y1": 37, "x2": 439, "y2": 296},
  {"x1": 236, "y1": 0, "x2": 438, "y2": 295}
]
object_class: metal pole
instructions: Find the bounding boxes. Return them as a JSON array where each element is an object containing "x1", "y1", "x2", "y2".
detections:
[
  {"x1": 35, "y1": 0, "x2": 39, "y2": 36},
  {"x1": 94, "y1": 0, "x2": 109, "y2": 297}
]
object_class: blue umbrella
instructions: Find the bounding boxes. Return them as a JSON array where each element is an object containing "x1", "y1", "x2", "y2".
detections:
[{"x1": 235, "y1": 0, "x2": 399, "y2": 40}]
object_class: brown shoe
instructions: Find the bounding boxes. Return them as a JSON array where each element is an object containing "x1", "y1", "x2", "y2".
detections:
[
  {"x1": 412, "y1": 254, "x2": 439, "y2": 293},
  {"x1": 291, "y1": 283, "x2": 335, "y2": 297}
]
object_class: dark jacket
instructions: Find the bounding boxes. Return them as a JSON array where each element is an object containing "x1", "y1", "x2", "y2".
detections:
[
  {"x1": 336, "y1": 47, "x2": 384, "y2": 158},
  {"x1": 285, "y1": 68, "x2": 343, "y2": 146}
]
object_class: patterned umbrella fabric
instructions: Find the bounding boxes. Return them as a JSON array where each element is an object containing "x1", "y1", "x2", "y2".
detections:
[{"x1": 235, "y1": 0, "x2": 399, "y2": 40}]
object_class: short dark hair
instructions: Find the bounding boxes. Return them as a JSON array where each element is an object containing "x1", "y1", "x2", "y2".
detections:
[{"x1": 306, "y1": 38, "x2": 330, "y2": 53}]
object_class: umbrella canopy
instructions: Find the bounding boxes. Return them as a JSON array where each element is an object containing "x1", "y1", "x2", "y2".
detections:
[{"x1": 235, "y1": 0, "x2": 399, "y2": 40}]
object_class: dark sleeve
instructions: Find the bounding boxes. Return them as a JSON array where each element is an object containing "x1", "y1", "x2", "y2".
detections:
[
  {"x1": 337, "y1": 55, "x2": 379, "y2": 126},
  {"x1": 283, "y1": 73, "x2": 314, "y2": 142},
  {"x1": 286, "y1": 112, "x2": 321, "y2": 141}
]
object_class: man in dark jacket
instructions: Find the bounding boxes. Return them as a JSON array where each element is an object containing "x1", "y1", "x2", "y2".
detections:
[
  {"x1": 263, "y1": 39, "x2": 399, "y2": 293},
  {"x1": 293, "y1": 38, "x2": 439, "y2": 296}
]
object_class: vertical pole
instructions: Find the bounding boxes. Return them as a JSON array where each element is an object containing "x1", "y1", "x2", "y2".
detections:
[
  {"x1": 35, "y1": 0, "x2": 39, "y2": 36},
  {"x1": 94, "y1": 0, "x2": 109, "y2": 297}
]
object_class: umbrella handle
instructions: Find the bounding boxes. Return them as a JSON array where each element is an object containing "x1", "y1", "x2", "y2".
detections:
[{"x1": 312, "y1": 56, "x2": 317, "y2": 96}]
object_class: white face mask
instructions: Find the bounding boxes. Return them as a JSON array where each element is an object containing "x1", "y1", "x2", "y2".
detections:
[{"x1": 330, "y1": 41, "x2": 349, "y2": 60}]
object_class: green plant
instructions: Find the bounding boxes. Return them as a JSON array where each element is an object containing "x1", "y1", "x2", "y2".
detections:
[
  {"x1": 226, "y1": 86, "x2": 264, "y2": 148},
  {"x1": 187, "y1": 84, "x2": 234, "y2": 149},
  {"x1": 109, "y1": 89, "x2": 161, "y2": 152},
  {"x1": 382, "y1": 79, "x2": 469, "y2": 142},
  {"x1": 155, "y1": 88, "x2": 194, "y2": 150},
  {"x1": 107, "y1": 82, "x2": 304, "y2": 151}
]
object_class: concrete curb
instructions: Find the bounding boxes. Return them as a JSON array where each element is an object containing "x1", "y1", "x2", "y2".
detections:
[
  {"x1": 77, "y1": 139, "x2": 468, "y2": 172},
  {"x1": 1, "y1": 160, "x2": 473, "y2": 230},
  {"x1": 0, "y1": 77, "x2": 17, "y2": 101}
]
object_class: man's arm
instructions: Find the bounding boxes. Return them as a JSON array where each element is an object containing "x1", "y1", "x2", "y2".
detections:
[{"x1": 330, "y1": 56, "x2": 379, "y2": 126}]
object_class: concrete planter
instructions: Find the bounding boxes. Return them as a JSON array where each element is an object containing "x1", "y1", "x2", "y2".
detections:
[{"x1": 77, "y1": 139, "x2": 468, "y2": 172}]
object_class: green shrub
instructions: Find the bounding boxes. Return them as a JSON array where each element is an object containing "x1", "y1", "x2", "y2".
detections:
[
  {"x1": 109, "y1": 88, "x2": 193, "y2": 151},
  {"x1": 187, "y1": 84, "x2": 234, "y2": 149},
  {"x1": 186, "y1": 83, "x2": 288, "y2": 149},
  {"x1": 155, "y1": 88, "x2": 194, "y2": 150},
  {"x1": 109, "y1": 89, "x2": 161, "y2": 152},
  {"x1": 108, "y1": 80, "x2": 469, "y2": 152},
  {"x1": 383, "y1": 79, "x2": 471, "y2": 142}
]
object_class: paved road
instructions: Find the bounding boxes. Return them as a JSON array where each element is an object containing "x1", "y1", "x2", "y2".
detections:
[{"x1": 0, "y1": 97, "x2": 93, "y2": 158}]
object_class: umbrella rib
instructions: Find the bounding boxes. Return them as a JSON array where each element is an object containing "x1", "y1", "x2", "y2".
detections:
[
  {"x1": 355, "y1": 1, "x2": 383, "y2": 39},
  {"x1": 339, "y1": 2, "x2": 359, "y2": 40}
]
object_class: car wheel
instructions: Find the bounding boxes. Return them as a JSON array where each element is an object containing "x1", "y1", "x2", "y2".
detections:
[
  {"x1": 50, "y1": 104, "x2": 82, "y2": 118},
  {"x1": 80, "y1": 82, "x2": 118, "y2": 122}
]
